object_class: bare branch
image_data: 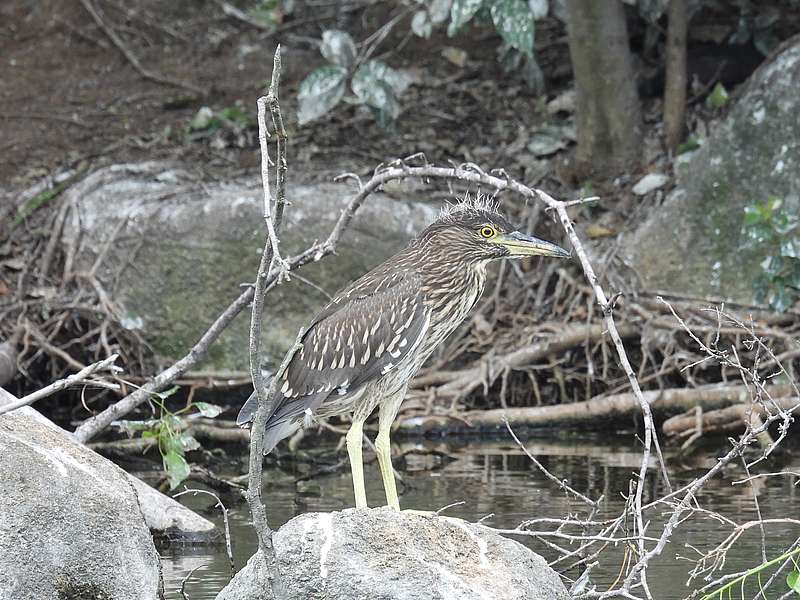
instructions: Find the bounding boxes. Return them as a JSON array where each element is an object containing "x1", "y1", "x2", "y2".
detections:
[{"x1": 0, "y1": 354, "x2": 120, "y2": 417}]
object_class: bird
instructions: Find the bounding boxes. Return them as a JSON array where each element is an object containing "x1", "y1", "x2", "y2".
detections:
[{"x1": 237, "y1": 196, "x2": 570, "y2": 511}]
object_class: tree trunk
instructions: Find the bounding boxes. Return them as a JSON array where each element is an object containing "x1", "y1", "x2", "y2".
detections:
[
  {"x1": 664, "y1": 0, "x2": 688, "y2": 151},
  {"x1": 564, "y1": 0, "x2": 643, "y2": 176}
]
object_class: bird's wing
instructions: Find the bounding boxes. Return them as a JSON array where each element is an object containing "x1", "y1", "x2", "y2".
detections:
[{"x1": 265, "y1": 270, "x2": 429, "y2": 426}]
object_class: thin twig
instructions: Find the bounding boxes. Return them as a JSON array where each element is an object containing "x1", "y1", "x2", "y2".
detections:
[
  {"x1": 245, "y1": 47, "x2": 286, "y2": 595},
  {"x1": 173, "y1": 488, "x2": 235, "y2": 578},
  {"x1": 0, "y1": 354, "x2": 120, "y2": 416}
]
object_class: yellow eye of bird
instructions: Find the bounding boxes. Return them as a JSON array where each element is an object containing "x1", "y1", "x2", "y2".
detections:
[{"x1": 479, "y1": 226, "x2": 496, "y2": 239}]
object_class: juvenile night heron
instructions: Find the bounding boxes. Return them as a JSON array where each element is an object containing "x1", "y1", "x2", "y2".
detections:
[{"x1": 237, "y1": 198, "x2": 570, "y2": 510}]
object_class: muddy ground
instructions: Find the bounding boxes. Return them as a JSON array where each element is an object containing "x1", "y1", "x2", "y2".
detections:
[{"x1": 0, "y1": 0, "x2": 583, "y2": 193}]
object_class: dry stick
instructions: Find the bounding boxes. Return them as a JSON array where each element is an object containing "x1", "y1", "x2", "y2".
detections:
[
  {"x1": 78, "y1": 0, "x2": 203, "y2": 95},
  {"x1": 179, "y1": 565, "x2": 202, "y2": 600},
  {"x1": 546, "y1": 192, "x2": 664, "y2": 598},
  {"x1": 594, "y1": 371, "x2": 800, "y2": 595},
  {"x1": 0, "y1": 354, "x2": 120, "y2": 416},
  {"x1": 72, "y1": 288, "x2": 253, "y2": 443},
  {"x1": 245, "y1": 47, "x2": 286, "y2": 594},
  {"x1": 173, "y1": 488, "x2": 235, "y2": 578},
  {"x1": 505, "y1": 418, "x2": 597, "y2": 507}
]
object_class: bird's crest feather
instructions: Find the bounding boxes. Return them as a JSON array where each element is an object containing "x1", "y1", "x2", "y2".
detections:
[{"x1": 438, "y1": 193, "x2": 500, "y2": 223}]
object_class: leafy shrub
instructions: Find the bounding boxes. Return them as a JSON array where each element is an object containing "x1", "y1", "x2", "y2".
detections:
[
  {"x1": 742, "y1": 198, "x2": 800, "y2": 312},
  {"x1": 297, "y1": 30, "x2": 415, "y2": 125},
  {"x1": 122, "y1": 388, "x2": 223, "y2": 489},
  {"x1": 297, "y1": 0, "x2": 545, "y2": 125}
]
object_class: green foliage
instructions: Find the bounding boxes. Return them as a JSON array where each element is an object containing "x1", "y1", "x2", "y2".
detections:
[
  {"x1": 489, "y1": 0, "x2": 534, "y2": 56},
  {"x1": 706, "y1": 82, "x2": 729, "y2": 109},
  {"x1": 249, "y1": 0, "x2": 294, "y2": 28},
  {"x1": 299, "y1": 0, "x2": 546, "y2": 125},
  {"x1": 297, "y1": 29, "x2": 411, "y2": 126},
  {"x1": 701, "y1": 547, "x2": 800, "y2": 599},
  {"x1": 10, "y1": 168, "x2": 86, "y2": 230},
  {"x1": 297, "y1": 65, "x2": 348, "y2": 124},
  {"x1": 439, "y1": 0, "x2": 537, "y2": 56},
  {"x1": 128, "y1": 388, "x2": 223, "y2": 490},
  {"x1": 676, "y1": 137, "x2": 701, "y2": 155},
  {"x1": 188, "y1": 105, "x2": 255, "y2": 134},
  {"x1": 742, "y1": 198, "x2": 800, "y2": 312},
  {"x1": 788, "y1": 568, "x2": 800, "y2": 595}
]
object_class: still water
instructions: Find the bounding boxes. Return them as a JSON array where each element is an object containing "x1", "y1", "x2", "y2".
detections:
[{"x1": 160, "y1": 432, "x2": 799, "y2": 599}]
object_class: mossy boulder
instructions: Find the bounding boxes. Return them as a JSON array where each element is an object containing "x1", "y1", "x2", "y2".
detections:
[
  {"x1": 626, "y1": 38, "x2": 800, "y2": 303},
  {"x1": 63, "y1": 163, "x2": 439, "y2": 370}
]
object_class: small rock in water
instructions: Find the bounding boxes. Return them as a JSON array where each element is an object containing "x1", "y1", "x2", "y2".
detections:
[{"x1": 632, "y1": 173, "x2": 670, "y2": 195}]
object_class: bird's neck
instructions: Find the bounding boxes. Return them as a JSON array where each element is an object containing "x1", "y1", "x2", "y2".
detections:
[{"x1": 419, "y1": 260, "x2": 488, "y2": 322}]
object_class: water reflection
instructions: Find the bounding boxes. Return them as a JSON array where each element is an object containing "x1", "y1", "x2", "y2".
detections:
[{"x1": 161, "y1": 432, "x2": 799, "y2": 600}]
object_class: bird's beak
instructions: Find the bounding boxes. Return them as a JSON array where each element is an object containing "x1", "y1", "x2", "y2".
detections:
[{"x1": 491, "y1": 231, "x2": 571, "y2": 258}]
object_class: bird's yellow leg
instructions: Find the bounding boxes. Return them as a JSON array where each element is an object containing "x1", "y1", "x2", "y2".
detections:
[
  {"x1": 375, "y1": 424, "x2": 400, "y2": 511},
  {"x1": 376, "y1": 391, "x2": 407, "y2": 511},
  {"x1": 345, "y1": 418, "x2": 368, "y2": 508}
]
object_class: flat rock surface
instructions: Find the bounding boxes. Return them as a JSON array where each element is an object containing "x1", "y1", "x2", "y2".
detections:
[
  {"x1": 0, "y1": 409, "x2": 162, "y2": 600},
  {"x1": 62, "y1": 162, "x2": 439, "y2": 371},
  {"x1": 626, "y1": 38, "x2": 800, "y2": 302},
  {"x1": 216, "y1": 508, "x2": 570, "y2": 600}
]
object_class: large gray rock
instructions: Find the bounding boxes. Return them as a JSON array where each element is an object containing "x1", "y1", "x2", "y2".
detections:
[
  {"x1": 62, "y1": 163, "x2": 438, "y2": 370},
  {"x1": 216, "y1": 508, "x2": 570, "y2": 600},
  {"x1": 0, "y1": 409, "x2": 163, "y2": 600},
  {"x1": 627, "y1": 39, "x2": 800, "y2": 302},
  {"x1": 0, "y1": 387, "x2": 216, "y2": 544}
]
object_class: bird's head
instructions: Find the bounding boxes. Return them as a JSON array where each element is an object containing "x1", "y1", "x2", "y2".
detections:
[{"x1": 419, "y1": 197, "x2": 571, "y2": 264}]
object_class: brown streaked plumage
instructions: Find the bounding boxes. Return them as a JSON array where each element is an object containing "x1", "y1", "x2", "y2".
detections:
[{"x1": 238, "y1": 197, "x2": 570, "y2": 510}]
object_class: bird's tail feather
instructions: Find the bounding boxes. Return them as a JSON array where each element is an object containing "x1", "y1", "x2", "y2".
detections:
[
  {"x1": 235, "y1": 391, "x2": 260, "y2": 426},
  {"x1": 236, "y1": 390, "x2": 305, "y2": 454}
]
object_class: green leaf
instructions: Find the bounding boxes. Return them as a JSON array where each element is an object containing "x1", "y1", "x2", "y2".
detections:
[
  {"x1": 163, "y1": 450, "x2": 191, "y2": 490},
  {"x1": 771, "y1": 284, "x2": 793, "y2": 313},
  {"x1": 743, "y1": 205, "x2": 765, "y2": 226},
  {"x1": 676, "y1": 137, "x2": 701, "y2": 155},
  {"x1": 352, "y1": 61, "x2": 401, "y2": 120},
  {"x1": 219, "y1": 106, "x2": 253, "y2": 127},
  {"x1": 175, "y1": 433, "x2": 201, "y2": 452},
  {"x1": 297, "y1": 65, "x2": 348, "y2": 124},
  {"x1": 164, "y1": 414, "x2": 182, "y2": 431},
  {"x1": 320, "y1": 30, "x2": 357, "y2": 68},
  {"x1": 353, "y1": 60, "x2": 412, "y2": 96},
  {"x1": 193, "y1": 402, "x2": 224, "y2": 418},
  {"x1": 787, "y1": 569, "x2": 800, "y2": 594},
  {"x1": 707, "y1": 82, "x2": 729, "y2": 109},
  {"x1": 448, "y1": 0, "x2": 484, "y2": 36},
  {"x1": 490, "y1": 0, "x2": 534, "y2": 57},
  {"x1": 140, "y1": 430, "x2": 158, "y2": 440},
  {"x1": 157, "y1": 385, "x2": 180, "y2": 401},
  {"x1": 781, "y1": 239, "x2": 800, "y2": 259}
]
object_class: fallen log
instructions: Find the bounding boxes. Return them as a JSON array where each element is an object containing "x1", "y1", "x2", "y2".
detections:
[
  {"x1": 397, "y1": 385, "x2": 796, "y2": 435},
  {"x1": 410, "y1": 323, "x2": 638, "y2": 398},
  {"x1": 662, "y1": 396, "x2": 799, "y2": 441}
]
